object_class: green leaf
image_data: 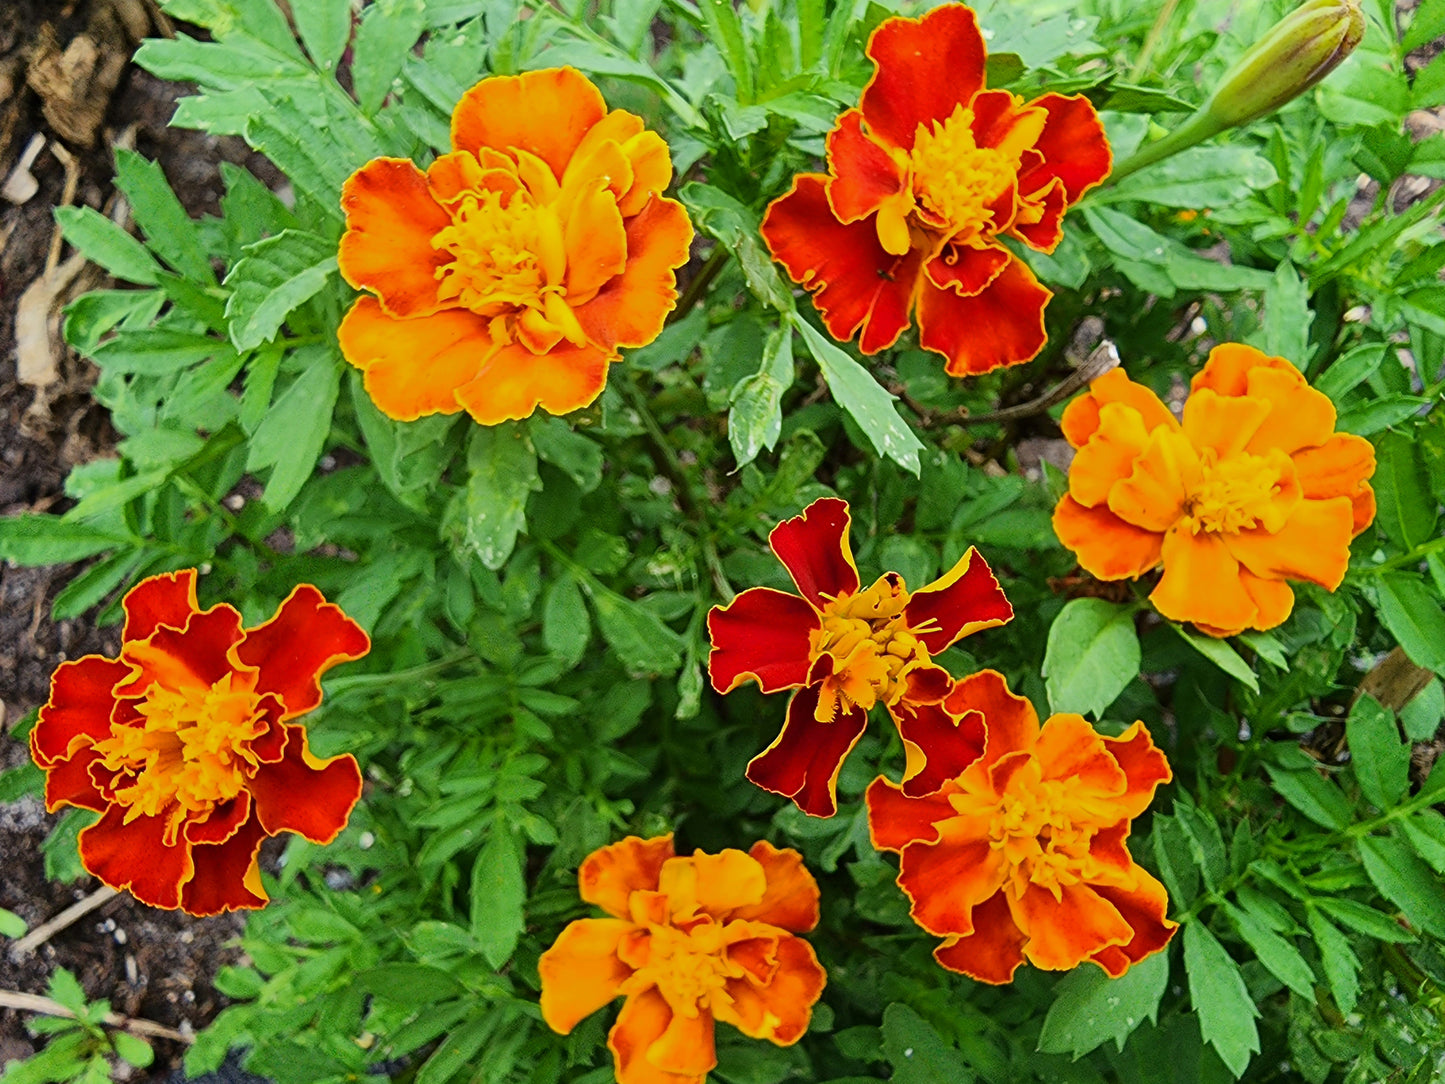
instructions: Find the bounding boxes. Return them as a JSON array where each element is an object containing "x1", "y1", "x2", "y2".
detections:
[
  {"x1": 728, "y1": 324, "x2": 793, "y2": 468},
  {"x1": 1346, "y1": 693, "x2": 1409, "y2": 810},
  {"x1": 1182, "y1": 921, "x2": 1259, "y2": 1079},
  {"x1": 111, "y1": 1032, "x2": 154, "y2": 1069},
  {"x1": 1262, "y1": 262, "x2": 1311, "y2": 366},
  {"x1": 1082, "y1": 206, "x2": 1273, "y2": 296},
  {"x1": 0, "y1": 907, "x2": 27, "y2": 939},
  {"x1": 456, "y1": 423, "x2": 541, "y2": 570},
  {"x1": 680, "y1": 183, "x2": 794, "y2": 312},
  {"x1": 88, "y1": 328, "x2": 224, "y2": 375},
  {"x1": 1375, "y1": 573, "x2": 1445, "y2": 674},
  {"x1": 542, "y1": 573, "x2": 590, "y2": 666},
  {"x1": 54, "y1": 206, "x2": 162, "y2": 285},
  {"x1": 1171, "y1": 624, "x2": 1259, "y2": 692},
  {"x1": 1263, "y1": 759, "x2": 1352, "y2": 830},
  {"x1": 0, "y1": 514, "x2": 128, "y2": 566},
  {"x1": 1237, "y1": 629, "x2": 1287, "y2": 669},
  {"x1": 1400, "y1": 677, "x2": 1443, "y2": 740},
  {"x1": 1399, "y1": 809, "x2": 1445, "y2": 873},
  {"x1": 696, "y1": 0, "x2": 753, "y2": 102},
  {"x1": 587, "y1": 584, "x2": 684, "y2": 676},
  {"x1": 1359, "y1": 834, "x2": 1445, "y2": 937},
  {"x1": 470, "y1": 821, "x2": 526, "y2": 968},
  {"x1": 1314, "y1": 343, "x2": 1387, "y2": 402},
  {"x1": 1338, "y1": 394, "x2": 1432, "y2": 436},
  {"x1": 1373, "y1": 432, "x2": 1438, "y2": 550},
  {"x1": 1101, "y1": 146, "x2": 1279, "y2": 209},
  {"x1": 1041, "y1": 598, "x2": 1141, "y2": 718},
  {"x1": 881, "y1": 1004, "x2": 973, "y2": 1084},
  {"x1": 792, "y1": 315, "x2": 923, "y2": 474},
  {"x1": 51, "y1": 550, "x2": 149, "y2": 620},
  {"x1": 1305, "y1": 908, "x2": 1360, "y2": 1014},
  {"x1": 352, "y1": 0, "x2": 428, "y2": 113},
  {"x1": 0, "y1": 759, "x2": 43, "y2": 804},
  {"x1": 1224, "y1": 903, "x2": 1314, "y2": 998},
  {"x1": 293, "y1": 0, "x2": 353, "y2": 69},
  {"x1": 244, "y1": 95, "x2": 362, "y2": 214},
  {"x1": 223, "y1": 230, "x2": 337, "y2": 351},
  {"x1": 1405, "y1": 0, "x2": 1445, "y2": 50},
  {"x1": 246, "y1": 345, "x2": 343, "y2": 511},
  {"x1": 415, "y1": 1016, "x2": 500, "y2": 1084},
  {"x1": 529, "y1": 416, "x2": 603, "y2": 493},
  {"x1": 1315, "y1": 896, "x2": 1414, "y2": 942},
  {"x1": 1037, "y1": 949, "x2": 1168, "y2": 1057},
  {"x1": 113, "y1": 149, "x2": 216, "y2": 284}
]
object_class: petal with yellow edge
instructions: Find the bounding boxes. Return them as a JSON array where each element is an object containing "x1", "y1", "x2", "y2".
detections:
[
  {"x1": 121, "y1": 568, "x2": 199, "y2": 641},
  {"x1": 859, "y1": 3, "x2": 986, "y2": 152},
  {"x1": 728, "y1": 842, "x2": 821, "y2": 932},
  {"x1": 905, "y1": 545, "x2": 1013, "y2": 655},
  {"x1": 180, "y1": 816, "x2": 268, "y2": 917},
  {"x1": 1222, "y1": 496, "x2": 1355, "y2": 590},
  {"x1": 236, "y1": 584, "x2": 371, "y2": 719},
  {"x1": 718, "y1": 936, "x2": 826, "y2": 1044},
  {"x1": 746, "y1": 686, "x2": 869, "y2": 819},
  {"x1": 933, "y1": 890, "x2": 1028, "y2": 983},
  {"x1": 78, "y1": 806, "x2": 193, "y2": 911},
  {"x1": 1016, "y1": 881, "x2": 1134, "y2": 971},
  {"x1": 454, "y1": 339, "x2": 611, "y2": 426},
  {"x1": 918, "y1": 255, "x2": 1051, "y2": 377},
  {"x1": 247, "y1": 726, "x2": 362, "y2": 844},
  {"x1": 865, "y1": 777, "x2": 958, "y2": 852},
  {"x1": 706, "y1": 587, "x2": 819, "y2": 695},
  {"x1": 767, "y1": 497, "x2": 860, "y2": 609}
]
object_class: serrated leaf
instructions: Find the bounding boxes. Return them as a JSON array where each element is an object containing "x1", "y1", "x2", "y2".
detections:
[
  {"x1": 1359, "y1": 834, "x2": 1445, "y2": 937},
  {"x1": 1305, "y1": 908, "x2": 1360, "y2": 1014},
  {"x1": 1183, "y1": 921, "x2": 1259, "y2": 1079},
  {"x1": 0, "y1": 515, "x2": 129, "y2": 566},
  {"x1": 223, "y1": 230, "x2": 337, "y2": 351},
  {"x1": 1171, "y1": 624, "x2": 1259, "y2": 691},
  {"x1": 542, "y1": 574, "x2": 589, "y2": 665},
  {"x1": 881, "y1": 1004, "x2": 972, "y2": 1084},
  {"x1": 1399, "y1": 809, "x2": 1445, "y2": 873},
  {"x1": 470, "y1": 821, "x2": 526, "y2": 968},
  {"x1": 728, "y1": 324, "x2": 793, "y2": 468},
  {"x1": 1263, "y1": 755, "x2": 1353, "y2": 830},
  {"x1": 352, "y1": 0, "x2": 428, "y2": 113},
  {"x1": 1375, "y1": 573, "x2": 1445, "y2": 675},
  {"x1": 680, "y1": 183, "x2": 794, "y2": 311},
  {"x1": 1373, "y1": 432, "x2": 1438, "y2": 551},
  {"x1": 1042, "y1": 598, "x2": 1140, "y2": 718},
  {"x1": 456, "y1": 423, "x2": 540, "y2": 570},
  {"x1": 1037, "y1": 949, "x2": 1168, "y2": 1057},
  {"x1": 530, "y1": 416, "x2": 603, "y2": 493},
  {"x1": 113, "y1": 149, "x2": 216, "y2": 285},
  {"x1": 293, "y1": 0, "x2": 353, "y2": 69},
  {"x1": 246, "y1": 345, "x2": 342, "y2": 511},
  {"x1": 587, "y1": 585, "x2": 683, "y2": 675},
  {"x1": 1314, "y1": 343, "x2": 1387, "y2": 402},
  {"x1": 1100, "y1": 146, "x2": 1279, "y2": 209},
  {"x1": 1346, "y1": 693, "x2": 1409, "y2": 810},
  {"x1": 1224, "y1": 903, "x2": 1314, "y2": 997},
  {"x1": 54, "y1": 206, "x2": 162, "y2": 285},
  {"x1": 1315, "y1": 896, "x2": 1415, "y2": 943},
  {"x1": 1262, "y1": 262, "x2": 1311, "y2": 366}
]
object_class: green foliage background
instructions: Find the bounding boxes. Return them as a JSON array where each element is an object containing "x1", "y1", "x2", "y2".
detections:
[{"x1": 3, "y1": 0, "x2": 1445, "y2": 1081}]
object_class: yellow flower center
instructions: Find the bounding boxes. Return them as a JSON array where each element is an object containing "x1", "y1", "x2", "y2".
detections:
[
  {"x1": 1182, "y1": 448, "x2": 1286, "y2": 534},
  {"x1": 632, "y1": 919, "x2": 740, "y2": 1014},
  {"x1": 94, "y1": 672, "x2": 268, "y2": 842},
  {"x1": 969, "y1": 773, "x2": 1091, "y2": 902},
  {"x1": 810, "y1": 574, "x2": 935, "y2": 722},
  {"x1": 909, "y1": 105, "x2": 1019, "y2": 244}
]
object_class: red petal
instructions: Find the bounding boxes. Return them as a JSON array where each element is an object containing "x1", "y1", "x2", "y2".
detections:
[
  {"x1": 760, "y1": 174, "x2": 922, "y2": 355},
  {"x1": 455, "y1": 340, "x2": 612, "y2": 425},
  {"x1": 250, "y1": 695, "x2": 288, "y2": 764},
  {"x1": 925, "y1": 243, "x2": 1011, "y2": 297},
  {"x1": 768, "y1": 497, "x2": 860, "y2": 608},
  {"x1": 1087, "y1": 871, "x2": 1178, "y2": 976},
  {"x1": 825, "y1": 109, "x2": 907, "y2": 223},
  {"x1": 918, "y1": 255, "x2": 1051, "y2": 376},
  {"x1": 906, "y1": 546, "x2": 1013, "y2": 655},
  {"x1": 707, "y1": 587, "x2": 818, "y2": 694},
  {"x1": 338, "y1": 158, "x2": 452, "y2": 318},
  {"x1": 33, "y1": 656, "x2": 127, "y2": 766},
  {"x1": 859, "y1": 6, "x2": 986, "y2": 152},
  {"x1": 247, "y1": 725, "x2": 362, "y2": 844},
  {"x1": 866, "y1": 776, "x2": 958, "y2": 852},
  {"x1": 574, "y1": 195, "x2": 693, "y2": 351},
  {"x1": 79, "y1": 806, "x2": 192, "y2": 911},
  {"x1": 933, "y1": 890, "x2": 1028, "y2": 983},
  {"x1": 894, "y1": 702, "x2": 986, "y2": 797},
  {"x1": 747, "y1": 686, "x2": 868, "y2": 818},
  {"x1": 121, "y1": 570, "x2": 199, "y2": 642},
  {"x1": 179, "y1": 815, "x2": 269, "y2": 917},
  {"x1": 897, "y1": 822, "x2": 1007, "y2": 937},
  {"x1": 42, "y1": 748, "x2": 107, "y2": 812},
  {"x1": 184, "y1": 791, "x2": 252, "y2": 846},
  {"x1": 235, "y1": 584, "x2": 370, "y2": 718},
  {"x1": 1102, "y1": 722, "x2": 1172, "y2": 820},
  {"x1": 1017, "y1": 93, "x2": 1112, "y2": 206},
  {"x1": 1011, "y1": 177, "x2": 1068, "y2": 252},
  {"x1": 115, "y1": 605, "x2": 246, "y2": 700},
  {"x1": 944, "y1": 670, "x2": 1040, "y2": 771}
]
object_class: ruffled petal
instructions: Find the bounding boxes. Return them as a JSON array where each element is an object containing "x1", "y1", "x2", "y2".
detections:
[
  {"x1": 905, "y1": 546, "x2": 1013, "y2": 655},
  {"x1": 1061, "y1": 369, "x2": 1180, "y2": 448},
  {"x1": 338, "y1": 158, "x2": 452, "y2": 318},
  {"x1": 121, "y1": 569, "x2": 199, "y2": 642},
  {"x1": 760, "y1": 174, "x2": 923, "y2": 355},
  {"x1": 562, "y1": 179, "x2": 629, "y2": 303},
  {"x1": 1017, "y1": 93, "x2": 1112, "y2": 205},
  {"x1": 659, "y1": 850, "x2": 767, "y2": 918},
  {"x1": 1016, "y1": 881, "x2": 1133, "y2": 971},
  {"x1": 179, "y1": 815, "x2": 268, "y2": 917},
  {"x1": 78, "y1": 805, "x2": 192, "y2": 911},
  {"x1": 1243, "y1": 366, "x2": 1338, "y2": 457},
  {"x1": 924, "y1": 243, "x2": 1011, "y2": 297},
  {"x1": 1191, "y1": 343, "x2": 1295, "y2": 397},
  {"x1": 235, "y1": 585, "x2": 369, "y2": 718},
  {"x1": 706, "y1": 587, "x2": 819, "y2": 695},
  {"x1": 42, "y1": 748, "x2": 107, "y2": 812},
  {"x1": 1086, "y1": 871, "x2": 1177, "y2": 977},
  {"x1": 184, "y1": 791, "x2": 252, "y2": 846},
  {"x1": 1222, "y1": 496, "x2": 1355, "y2": 590},
  {"x1": 580, "y1": 835, "x2": 676, "y2": 919},
  {"x1": 608, "y1": 988, "x2": 705, "y2": 1084},
  {"x1": 1011, "y1": 177, "x2": 1068, "y2": 252},
  {"x1": 1067, "y1": 402, "x2": 1152, "y2": 509},
  {"x1": 1290, "y1": 433, "x2": 1376, "y2": 509},
  {"x1": 898, "y1": 821, "x2": 1007, "y2": 937},
  {"x1": 866, "y1": 777, "x2": 959, "y2": 852},
  {"x1": 1033, "y1": 714, "x2": 1127, "y2": 796},
  {"x1": 1106, "y1": 427, "x2": 1198, "y2": 533},
  {"x1": 917, "y1": 254, "x2": 1051, "y2": 376},
  {"x1": 1051, "y1": 496, "x2": 1164, "y2": 580},
  {"x1": 859, "y1": 4, "x2": 986, "y2": 152},
  {"x1": 932, "y1": 890, "x2": 1028, "y2": 983},
  {"x1": 1239, "y1": 570, "x2": 1295, "y2": 632},
  {"x1": 893, "y1": 702, "x2": 986, "y2": 798},
  {"x1": 338, "y1": 298, "x2": 487, "y2": 421},
  {"x1": 767, "y1": 497, "x2": 860, "y2": 608},
  {"x1": 1100, "y1": 722, "x2": 1172, "y2": 821},
  {"x1": 246, "y1": 725, "x2": 362, "y2": 844},
  {"x1": 1180, "y1": 387, "x2": 1271, "y2": 458},
  {"x1": 115, "y1": 605, "x2": 245, "y2": 698},
  {"x1": 1150, "y1": 526, "x2": 1253, "y2": 631},
  {"x1": 539, "y1": 918, "x2": 636, "y2": 1033},
  {"x1": 647, "y1": 1004, "x2": 715, "y2": 1079},
  {"x1": 746, "y1": 686, "x2": 869, "y2": 818},
  {"x1": 717, "y1": 935, "x2": 826, "y2": 1044},
  {"x1": 455, "y1": 340, "x2": 612, "y2": 425},
  {"x1": 945, "y1": 669, "x2": 1040, "y2": 771},
  {"x1": 727, "y1": 842, "x2": 821, "y2": 933},
  {"x1": 825, "y1": 110, "x2": 909, "y2": 227},
  {"x1": 451, "y1": 67, "x2": 607, "y2": 183},
  {"x1": 33, "y1": 656, "x2": 128, "y2": 766},
  {"x1": 574, "y1": 194, "x2": 691, "y2": 351}
]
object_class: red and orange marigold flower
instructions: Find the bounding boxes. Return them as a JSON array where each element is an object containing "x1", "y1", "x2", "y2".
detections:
[
  {"x1": 337, "y1": 66, "x2": 693, "y2": 426},
  {"x1": 29, "y1": 570, "x2": 369, "y2": 916},
  {"x1": 539, "y1": 834, "x2": 826, "y2": 1084},
  {"x1": 759, "y1": 3, "x2": 1110, "y2": 377},
  {"x1": 707, "y1": 497, "x2": 1012, "y2": 818},
  {"x1": 867, "y1": 670, "x2": 1176, "y2": 983},
  {"x1": 1052, "y1": 344, "x2": 1377, "y2": 636}
]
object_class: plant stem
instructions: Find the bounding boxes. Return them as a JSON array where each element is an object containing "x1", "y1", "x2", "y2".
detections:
[
  {"x1": 670, "y1": 245, "x2": 730, "y2": 325},
  {"x1": 1130, "y1": 0, "x2": 1181, "y2": 82},
  {"x1": 1102, "y1": 109, "x2": 1225, "y2": 188},
  {"x1": 1355, "y1": 535, "x2": 1445, "y2": 577}
]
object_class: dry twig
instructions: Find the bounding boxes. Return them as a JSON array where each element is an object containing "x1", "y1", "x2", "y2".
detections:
[
  {"x1": 9, "y1": 886, "x2": 118, "y2": 959},
  {"x1": 0, "y1": 988, "x2": 191, "y2": 1044}
]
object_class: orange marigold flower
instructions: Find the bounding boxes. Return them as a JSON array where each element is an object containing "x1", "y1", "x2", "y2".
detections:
[
  {"x1": 759, "y1": 3, "x2": 1110, "y2": 377},
  {"x1": 866, "y1": 670, "x2": 1176, "y2": 983},
  {"x1": 539, "y1": 834, "x2": 826, "y2": 1084},
  {"x1": 29, "y1": 570, "x2": 369, "y2": 916},
  {"x1": 337, "y1": 67, "x2": 693, "y2": 426},
  {"x1": 707, "y1": 497, "x2": 1012, "y2": 817},
  {"x1": 1052, "y1": 344, "x2": 1377, "y2": 637}
]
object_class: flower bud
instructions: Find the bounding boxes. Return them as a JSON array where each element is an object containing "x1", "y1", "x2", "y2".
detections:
[{"x1": 1204, "y1": 0, "x2": 1365, "y2": 129}]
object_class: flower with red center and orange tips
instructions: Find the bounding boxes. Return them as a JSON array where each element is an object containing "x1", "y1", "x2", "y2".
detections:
[
  {"x1": 707, "y1": 497, "x2": 1013, "y2": 818},
  {"x1": 337, "y1": 67, "x2": 693, "y2": 426},
  {"x1": 759, "y1": 3, "x2": 1110, "y2": 377},
  {"x1": 29, "y1": 570, "x2": 369, "y2": 916},
  {"x1": 867, "y1": 670, "x2": 1176, "y2": 983},
  {"x1": 539, "y1": 834, "x2": 826, "y2": 1084},
  {"x1": 1052, "y1": 344, "x2": 1377, "y2": 636}
]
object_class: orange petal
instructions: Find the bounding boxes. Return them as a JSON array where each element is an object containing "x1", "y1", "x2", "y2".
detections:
[
  {"x1": 1033, "y1": 714, "x2": 1128, "y2": 798},
  {"x1": 898, "y1": 820, "x2": 1007, "y2": 937},
  {"x1": 247, "y1": 726, "x2": 362, "y2": 844},
  {"x1": 1016, "y1": 882, "x2": 1134, "y2": 971},
  {"x1": 825, "y1": 109, "x2": 909, "y2": 226},
  {"x1": 1064, "y1": 369, "x2": 1180, "y2": 448},
  {"x1": 33, "y1": 656, "x2": 128, "y2": 767},
  {"x1": 79, "y1": 806, "x2": 192, "y2": 911},
  {"x1": 451, "y1": 67, "x2": 607, "y2": 183},
  {"x1": 859, "y1": 5, "x2": 986, "y2": 152},
  {"x1": 121, "y1": 569, "x2": 199, "y2": 642},
  {"x1": 616, "y1": 131, "x2": 672, "y2": 218},
  {"x1": 575, "y1": 195, "x2": 692, "y2": 351},
  {"x1": 608, "y1": 988, "x2": 704, "y2": 1084},
  {"x1": 707, "y1": 587, "x2": 819, "y2": 694},
  {"x1": 455, "y1": 339, "x2": 611, "y2": 425},
  {"x1": 538, "y1": 918, "x2": 635, "y2": 1033},
  {"x1": 924, "y1": 243, "x2": 1011, "y2": 297},
  {"x1": 1180, "y1": 386, "x2": 1271, "y2": 458},
  {"x1": 1051, "y1": 496, "x2": 1164, "y2": 581},
  {"x1": 866, "y1": 777, "x2": 959, "y2": 852},
  {"x1": 1016, "y1": 93, "x2": 1112, "y2": 206},
  {"x1": 114, "y1": 605, "x2": 246, "y2": 699},
  {"x1": 659, "y1": 850, "x2": 767, "y2": 917},
  {"x1": 893, "y1": 702, "x2": 987, "y2": 798},
  {"x1": 1087, "y1": 871, "x2": 1178, "y2": 977},
  {"x1": 179, "y1": 815, "x2": 268, "y2": 917},
  {"x1": 1149, "y1": 526, "x2": 1254, "y2": 631},
  {"x1": 338, "y1": 297, "x2": 486, "y2": 421},
  {"x1": 338, "y1": 158, "x2": 452, "y2": 318},
  {"x1": 1106, "y1": 427, "x2": 1198, "y2": 532},
  {"x1": 1240, "y1": 570, "x2": 1295, "y2": 631},
  {"x1": 1242, "y1": 365, "x2": 1338, "y2": 457},
  {"x1": 944, "y1": 670, "x2": 1040, "y2": 771},
  {"x1": 1290, "y1": 433, "x2": 1376, "y2": 505},
  {"x1": 717, "y1": 935, "x2": 826, "y2": 1044},
  {"x1": 933, "y1": 890, "x2": 1028, "y2": 983},
  {"x1": 1069, "y1": 401, "x2": 1152, "y2": 509},
  {"x1": 918, "y1": 255, "x2": 1051, "y2": 376},
  {"x1": 727, "y1": 842, "x2": 821, "y2": 933},
  {"x1": 905, "y1": 546, "x2": 1013, "y2": 655},
  {"x1": 580, "y1": 835, "x2": 676, "y2": 919},
  {"x1": 236, "y1": 584, "x2": 370, "y2": 719},
  {"x1": 768, "y1": 497, "x2": 861, "y2": 608},
  {"x1": 563, "y1": 181, "x2": 628, "y2": 303},
  {"x1": 1192, "y1": 342, "x2": 1294, "y2": 396},
  {"x1": 646, "y1": 1003, "x2": 716, "y2": 1079},
  {"x1": 1100, "y1": 722, "x2": 1172, "y2": 821},
  {"x1": 1222, "y1": 496, "x2": 1355, "y2": 590},
  {"x1": 747, "y1": 686, "x2": 869, "y2": 818},
  {"x1": 760, "y1": 174, "x2": 923, "y2": 354}
]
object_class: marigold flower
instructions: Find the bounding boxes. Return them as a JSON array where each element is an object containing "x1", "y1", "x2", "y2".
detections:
[
  {"x1": 29, "y1": 570, "x2": 369, "y2": 916},
  {"x1": 759, "y1": 3, "x2": 1110, "y2": 377},
  {"x1": 1052, "y1": 344, "x2": 1376, "y2": 636},
  {"x1": 867, "y1": 670, "x2": 1176, "y2": 983},
  {"x1": 539, "y1": 835, "x2": 826, "y2": 1084},
  {"x1": 707, "y1": 497, "x2": 1012, "y2": 817},
  {"x1": 337, "y1": 67, "x2": 693, "y2": 426}
]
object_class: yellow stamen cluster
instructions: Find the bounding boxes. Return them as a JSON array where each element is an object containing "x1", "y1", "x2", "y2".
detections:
[
  {"x1": 1182, "y1": 449, "x2": 1288, "y2": 535},
  {"x1": 909, "y1": 105, "x2": 1019, "y2": 245},
  {"x1": 957, "y1": 768, "x2": 1092, "y2": 902},
  {"x1": 629, "y1": 918, "x2": 745, "y2": 1013},
  {"x1": 811, "y1": 574, "x2": 935, "y2": 722}
]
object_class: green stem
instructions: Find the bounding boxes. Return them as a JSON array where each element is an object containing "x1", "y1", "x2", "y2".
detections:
[
  {"x1": 670, "y1": 245, "x2": 730, "y2": 325},
  {"x1": 1129, "y1": 0, "x2": 1181, "y2": 82},
  {"x1": 1355, "y1": 535, "x2": 1445, "y2": 577},
  {"x1": 1100, "y1": 110, "x2": 1226, "y2": 188},
  {"x1": 324, "y1": 649, "x2": 473, "y2": 693}
]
